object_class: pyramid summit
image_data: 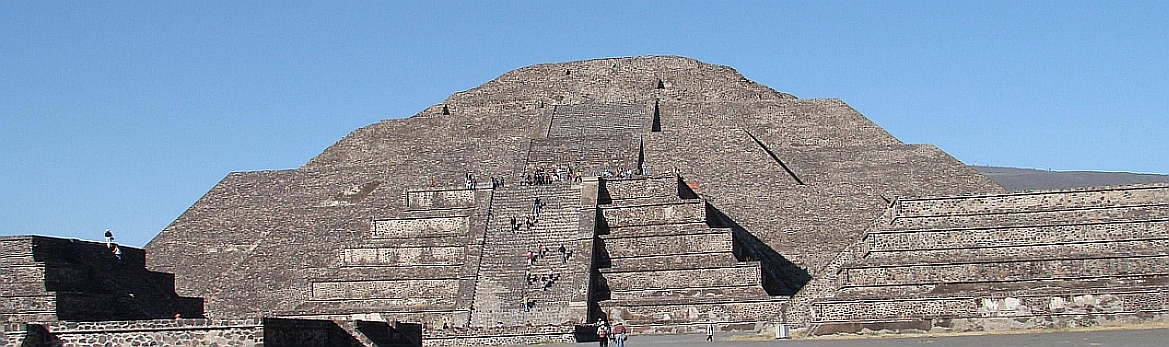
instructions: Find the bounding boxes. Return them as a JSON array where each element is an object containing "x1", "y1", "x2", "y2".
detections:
[{"x1": 6, "y1": 56, "x2": 1168, "y2": 345}]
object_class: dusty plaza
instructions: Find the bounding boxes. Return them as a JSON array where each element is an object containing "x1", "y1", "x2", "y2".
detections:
[{"x1": 4, "y1": 56, "x2": 1169, "y2": 346}]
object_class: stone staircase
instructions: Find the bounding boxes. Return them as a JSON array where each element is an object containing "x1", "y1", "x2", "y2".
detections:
[
  {"x1": 593, "y1": 175, "x2": 783, "y2": 333},
  {"x1": 468, "y1": 183, "x2": 591, "y2": 327}
]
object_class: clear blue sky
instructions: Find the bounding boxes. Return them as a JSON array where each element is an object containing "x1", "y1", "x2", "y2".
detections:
[{"x1": 3, "y1": 1, "x2": 1166, "y2": 247}]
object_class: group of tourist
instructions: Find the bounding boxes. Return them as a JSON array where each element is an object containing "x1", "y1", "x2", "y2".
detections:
[
  {"x1": 594, "y1": 319, "x2": 629, "y2": 347},
  {"x1": 524, "y1": 268, "x2": 562, "y2": 290},
  {"x1": 519, "y1": 166, "x2": 582, "y2": 186},
  {"x1": 510, "y1": 215, "x2": 537, "y2": 232},
  {"x1": 509, "y1": 197, "x2": 545, "y2": 233},
  {"x1": 524, "y1": 243, "x2": 570, "y2": 266}
]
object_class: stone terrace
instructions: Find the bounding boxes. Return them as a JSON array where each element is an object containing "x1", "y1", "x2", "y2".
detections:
[
  {"x1": 810, "y1": 184, "x2": 1169, "y2": 335},
  {"x1": 594, "y1": 176, "x2": 785, "y2": 334},
  {"x1": 0, "y1": 236, "x2": 203, "y2": 323}
]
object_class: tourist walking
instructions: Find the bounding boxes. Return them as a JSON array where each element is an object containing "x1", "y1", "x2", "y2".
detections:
[
  {"x1": 706, "y1": 322, "x2": 714, "y2": 342},
  {"x1": 558, "y1": 244, "x2": 567, "y2": 263}
]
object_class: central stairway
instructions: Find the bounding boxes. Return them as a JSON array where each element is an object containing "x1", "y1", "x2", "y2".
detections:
[{"x1": 469, "y1": 182, "x2": 592, "y2": 327}]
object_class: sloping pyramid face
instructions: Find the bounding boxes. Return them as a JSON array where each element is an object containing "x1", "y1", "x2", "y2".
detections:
[{"x1": 145, "y1": 56, "x2": 1004, "y2": 326}]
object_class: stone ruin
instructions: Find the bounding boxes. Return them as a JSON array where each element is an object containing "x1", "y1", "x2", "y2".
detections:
[{"x1": 3, "y1": 56, "x2": 1168, "y2": 345}]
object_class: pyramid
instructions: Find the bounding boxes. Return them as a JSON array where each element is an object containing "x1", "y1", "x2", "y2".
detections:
[{"x1": 144, "y1": 56, "x2": 1169, "y2": 340}]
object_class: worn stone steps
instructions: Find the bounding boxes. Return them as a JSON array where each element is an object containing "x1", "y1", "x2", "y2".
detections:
[{"x1": 470, "y1": 183, "x2": 586, "y2": 327}]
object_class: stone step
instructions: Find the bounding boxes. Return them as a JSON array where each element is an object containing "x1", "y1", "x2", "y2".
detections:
[
  {"x1": 599, "y1": 300, "x2": 788, "y2": 327},
  {"x1": 894, "y1": 185, "x2": 1169, "y2": 218},
  {"x1": 842, "y1": 254, "x2": 1169, "y2": 288},
  {"x1": 867, "y1": 220, "x2": 1169, "y2": 254},
  {"x1": 836, "y1": 274, "x2": 1169, "y2": 300},
  {"x1": 599, "y1": 175, "x2": 681, "y2": 202},
  {"x1": 603, "y1": 222, "x2": 720, "y2": 238},
  {"x1": 602, "y1": 264, "x2": 763, "y2": 292},
  {"x1": 602, "y1": 253, "x2": 742, "y2": 271},
  {"x1": 888, "y1": 205, "x2": 1169, "y2": 231},
  {"x1": 604, "y1": 285, "x2": 771, "y2": 304},
  {"x1": 0, "y1": 253, "x2": 37, "y2": 266},
  {"x1": 600, "y1": 233, "x2": 733, "y2": 259},
  {"x1": 599, "y1": 200, "x2": 707, "y2": 228},
  {"x1": 854, "y1": 238, "x2": 1169, "y2": 268}
]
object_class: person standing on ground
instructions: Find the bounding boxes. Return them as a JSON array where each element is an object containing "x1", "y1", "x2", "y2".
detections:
[
  {"x1": 558, "y1": 245, "x2": 567, "y2": 263},
  {"x1": 596, "y1": 319, "x2": 609, "y2": 347},
  {"x1": 612, "y1": 322, "x2": 627, "y2": 347},
  {"x1": 104, "y1": 229, "x2": 114, "y2": 249},
  {"x1": 706, "y1": 322, "x2": 714, "y2": 342}
]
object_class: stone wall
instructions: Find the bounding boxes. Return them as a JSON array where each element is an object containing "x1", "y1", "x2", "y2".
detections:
[
  {"x1": 1, "y1": 318, "x2": 383, "y2": 347},
  {"x1": 0, "y1": 236, "x2": 203, "y2": 323}
]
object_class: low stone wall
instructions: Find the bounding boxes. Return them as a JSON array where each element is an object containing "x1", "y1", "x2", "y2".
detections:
[
  {"x1": 604, "y1": 264, "x2": 761, "y2": 292},
  {"x1": 11, "y1": 319, "x2": 266, "y2": 347},
  {"x1": 602, "y1": 300, "x2": 788, "y2": 327},
  {"x1": 810, "y1": 290, "x2": 1169, "y2": 335},
  {"x1": 2, "y1": 318, "x2": 374, "y2": 347},
  {"x1": 422, "y1": 325, "x2": 576, "y2": 347}
]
